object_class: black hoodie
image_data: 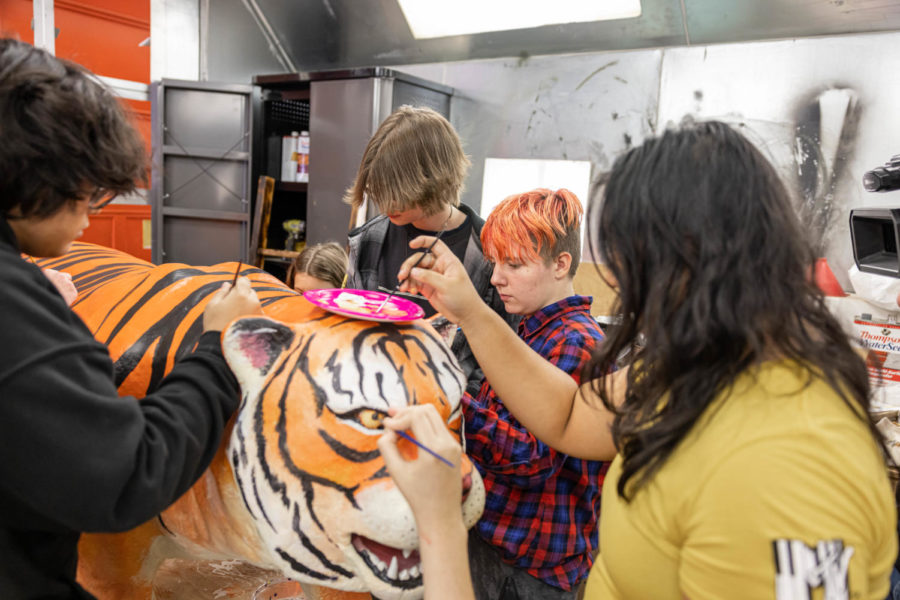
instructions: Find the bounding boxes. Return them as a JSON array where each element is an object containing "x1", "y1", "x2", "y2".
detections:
[{"x1": 0, "y1": 217, "x2": 240, "y2": 599}]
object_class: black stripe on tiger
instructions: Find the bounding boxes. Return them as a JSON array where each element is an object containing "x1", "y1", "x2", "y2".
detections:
[
  {"x1": 292, "y1": 503, "x2": 355, "y2": 578},
  {"x1": 352, "y1": 324, "x2": 462, "y2": 409},
  {"x1": 111, "y1": 281, "x2": 222, "y2": 389},
  {"x1": 249, "y1": 468, "x2": 276, "y2": 532},
  {"x1": 318, "y1": 430, "x2": 382, "y2": 463},
  {"x1": 274, "y1": 547, "x2": 337, "y2": 582},
  {"x1": 87, "y1": 273, "x2": 153, "y2": 335}
]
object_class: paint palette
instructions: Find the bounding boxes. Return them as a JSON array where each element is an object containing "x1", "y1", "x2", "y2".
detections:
[{"x1": 303, "y1": 288, "x2": 425, "y2": 323}]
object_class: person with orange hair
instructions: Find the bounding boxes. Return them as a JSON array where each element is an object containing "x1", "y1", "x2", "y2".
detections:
[{"x1": 462, "y1": 188, "x2": 607, "y2": 600}]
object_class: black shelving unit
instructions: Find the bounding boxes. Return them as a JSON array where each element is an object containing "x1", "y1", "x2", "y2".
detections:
[
  {"x1": 252, "y1": 81, "x2": 311, "y2": 279},
  {"x1": 250, "y1": 68, "x2": 453, "y2": 281}
]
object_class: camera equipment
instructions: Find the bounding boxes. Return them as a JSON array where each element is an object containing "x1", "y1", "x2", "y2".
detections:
[
  {"x1": 850, "y1": 208, "x2": 900, "y2": 277},
  {"x1": 863, "y1": 155, "x2": 900, "y2": 192}
]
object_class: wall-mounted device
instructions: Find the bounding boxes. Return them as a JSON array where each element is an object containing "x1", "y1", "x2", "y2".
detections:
[
  {"x1": 851, "y1": 154, "x2": 900, "y2": 276},
  {"x1": 850, "y1": 208, "x2": 900, "y2": 277},
  {"x1": 863, "y1": 155, "x2": 900, "y2": 192}
]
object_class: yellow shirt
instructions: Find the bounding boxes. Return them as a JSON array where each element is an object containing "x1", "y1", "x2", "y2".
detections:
[{"x1": 585, "y1": 360, "x2": 897, "y2": 600}]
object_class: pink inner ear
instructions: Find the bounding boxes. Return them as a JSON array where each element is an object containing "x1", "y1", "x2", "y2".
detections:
[{"x1": 238, "y1": 333, "x2": 273, "y2": 370}]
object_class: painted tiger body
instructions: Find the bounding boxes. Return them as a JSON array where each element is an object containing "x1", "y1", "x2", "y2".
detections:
[{"x1": 36, "y1": 242, "x2": 485, "y2": 600}]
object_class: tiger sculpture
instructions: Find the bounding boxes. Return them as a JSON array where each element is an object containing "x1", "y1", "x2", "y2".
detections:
[{"x1": 35, "y1": 242, "x2": 485, "y2": 600}]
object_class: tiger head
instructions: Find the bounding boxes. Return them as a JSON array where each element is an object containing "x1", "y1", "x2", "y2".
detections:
[{"x1": 222, "y1": 313, "x2": 485, "y2": 600}]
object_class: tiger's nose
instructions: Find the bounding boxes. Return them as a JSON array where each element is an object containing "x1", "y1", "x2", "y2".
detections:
[{"x1": 461, "y1": 472, "x2": 472, "y2": 503}]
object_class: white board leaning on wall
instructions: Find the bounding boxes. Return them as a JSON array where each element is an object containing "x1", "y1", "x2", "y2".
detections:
[{"x1": 480, "y1": 158, "x2": 592, "y2": 259}]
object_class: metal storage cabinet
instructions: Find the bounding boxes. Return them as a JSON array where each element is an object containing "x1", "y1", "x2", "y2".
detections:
[
  {"x1": 253, "y1": 68, "x2": 453, "y2": 276},
  {"x1": 150, "y1": 79, "x2": 255, "y2": 265},
  {"x1": 151, "y1": 69, "x2": 452, "y2": 270},
  {"x1": 306, "y1": 68, "x2": 453, "y2": 242}
]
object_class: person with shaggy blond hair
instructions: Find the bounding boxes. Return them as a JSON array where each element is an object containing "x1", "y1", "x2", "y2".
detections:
[{"x1": 345, "y1": 105, "x2": 515, "y2": 396}]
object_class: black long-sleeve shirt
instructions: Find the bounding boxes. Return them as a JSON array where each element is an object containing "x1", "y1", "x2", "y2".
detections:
[{"x1": 0, "y1": 217, "x2": 240, "y2": 599}]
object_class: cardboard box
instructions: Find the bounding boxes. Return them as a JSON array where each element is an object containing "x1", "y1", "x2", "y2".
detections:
[{"x1": 826, "y1": 295, "x2": 900, "y2": 409}]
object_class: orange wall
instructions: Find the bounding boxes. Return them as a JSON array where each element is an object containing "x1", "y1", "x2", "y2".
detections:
[
  {"x1": 0, "y1": 1, "x2": 152, "y2": 259},
  {"x1": 0, "y1": 0, "x2": 151, "y2": 153},
  {"x1": 79, "y1": 204, "x2": 153, "y2": 262}
]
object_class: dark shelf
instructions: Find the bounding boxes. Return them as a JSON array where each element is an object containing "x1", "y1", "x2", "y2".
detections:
[
  {"x1": 276, "y1": 181, "x2": 308, "y2": 192},
  {"x1": 258, "y1": 248, "x2": 300, "y2": 259},
  {"x1": 255, "y1": 79, "x2": 311, "y2": 282},
  {"x1": 262, "y1": 256, "x2": 294, "y2": 264}
]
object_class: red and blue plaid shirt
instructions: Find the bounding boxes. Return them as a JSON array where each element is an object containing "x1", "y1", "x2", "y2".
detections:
[{"x1": 464, "y1": 295, "x2": 609, "y2": 591}]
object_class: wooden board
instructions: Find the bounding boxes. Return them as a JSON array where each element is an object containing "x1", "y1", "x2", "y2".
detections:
[{"x1": 249, "y1": 175, "x2": 275, "y2": 267}]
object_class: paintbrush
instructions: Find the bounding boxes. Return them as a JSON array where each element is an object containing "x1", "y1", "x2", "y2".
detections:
[
  {"x1": 375, "y1": 232, "x2": 445, "y2": 314},
  {"x1": 231, "y1": 260, "x2": 242, "y2": 289},
  {"x1": 394, "y1": 430, "x2": 455, "y2": 468},
  {"x1": 376, "y1": 286, "x2": 427, "y2": 300}
]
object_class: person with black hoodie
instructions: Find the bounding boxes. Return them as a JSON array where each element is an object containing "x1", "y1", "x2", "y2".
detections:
[{"x1": 0, "y1": 38, "x2": 262, "y2": 599}]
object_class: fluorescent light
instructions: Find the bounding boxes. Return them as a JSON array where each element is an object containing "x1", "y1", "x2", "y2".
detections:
[{"x1": 397, "y1": 0, "x2": 641, "y2": 40}]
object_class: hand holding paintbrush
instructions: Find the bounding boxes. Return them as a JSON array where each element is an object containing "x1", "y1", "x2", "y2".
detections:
[
  {"x1": 377, "y1": 404, "x2": 475, "y2": 600},
  {"x1": 202, "y1": 260, "x2": 263, "y2": 332},
  {"x1": 375, "y1": 230, "x2": 446, "y2": 314},
  {"x1": 394, "y1": 234, "x2": 483, "y2": 327},
  {"x1": 377, "y1": 405, "x2": 462, "y2": 511}
]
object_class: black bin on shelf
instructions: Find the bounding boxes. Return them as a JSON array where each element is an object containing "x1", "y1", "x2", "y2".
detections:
[{"x1": 850, "y1": 207, "x2": 900, "y2": 277}]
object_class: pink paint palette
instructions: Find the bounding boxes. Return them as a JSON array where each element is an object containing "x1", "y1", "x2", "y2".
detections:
[{"x1": 303, "y1": 288, "x2": 425, "y2": 323}]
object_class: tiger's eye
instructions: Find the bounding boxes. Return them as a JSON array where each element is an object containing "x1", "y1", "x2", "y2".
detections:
[{"x1": 357, "y1": 409, "x2": 386, "y2": 430}]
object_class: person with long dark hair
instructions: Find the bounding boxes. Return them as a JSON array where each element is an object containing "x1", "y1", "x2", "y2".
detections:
[{"x1": 377, "y1": 119, "x2": 897, "y2": 599}]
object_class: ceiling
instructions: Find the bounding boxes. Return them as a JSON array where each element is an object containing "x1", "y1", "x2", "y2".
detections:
[{"x1": 242, "y1": 0, "x2": 900, "y2": 72}]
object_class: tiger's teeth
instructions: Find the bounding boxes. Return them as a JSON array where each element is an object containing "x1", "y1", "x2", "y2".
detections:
[
  {"x1": 387, "y1": 556, "x2": 398, "y2": 579},
  {"x1": 360, "y1": 545, "x2": 422, "y2": 581},
  {"x1": 366, "y1": 550, "x2": 386, "y2": 572}
]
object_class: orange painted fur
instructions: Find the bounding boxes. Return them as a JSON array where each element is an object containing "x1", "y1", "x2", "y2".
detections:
[{"x1": 36, "y1": 242, "x2": 484, "y2": 600}]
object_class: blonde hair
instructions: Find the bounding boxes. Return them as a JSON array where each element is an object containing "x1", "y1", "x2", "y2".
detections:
[
  {"x1": 286, "y1": 242, "x2": 348, "y2": 289},
  {"x1": 343, "y1": 106, "x2": 471, "y2": 218}
]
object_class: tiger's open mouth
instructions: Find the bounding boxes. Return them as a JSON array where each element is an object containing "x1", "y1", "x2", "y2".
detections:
[{"x1": 351, "y1": 535, "x2": 423, "y2": 589}]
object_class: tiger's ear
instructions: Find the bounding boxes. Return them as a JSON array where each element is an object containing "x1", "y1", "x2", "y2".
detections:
[
  {"x1": 222, "y1": 316, "x2": 295, "y2": 392},
  {"x1": 427, "y1": 313, "x2": 457, "y2": 346}
]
